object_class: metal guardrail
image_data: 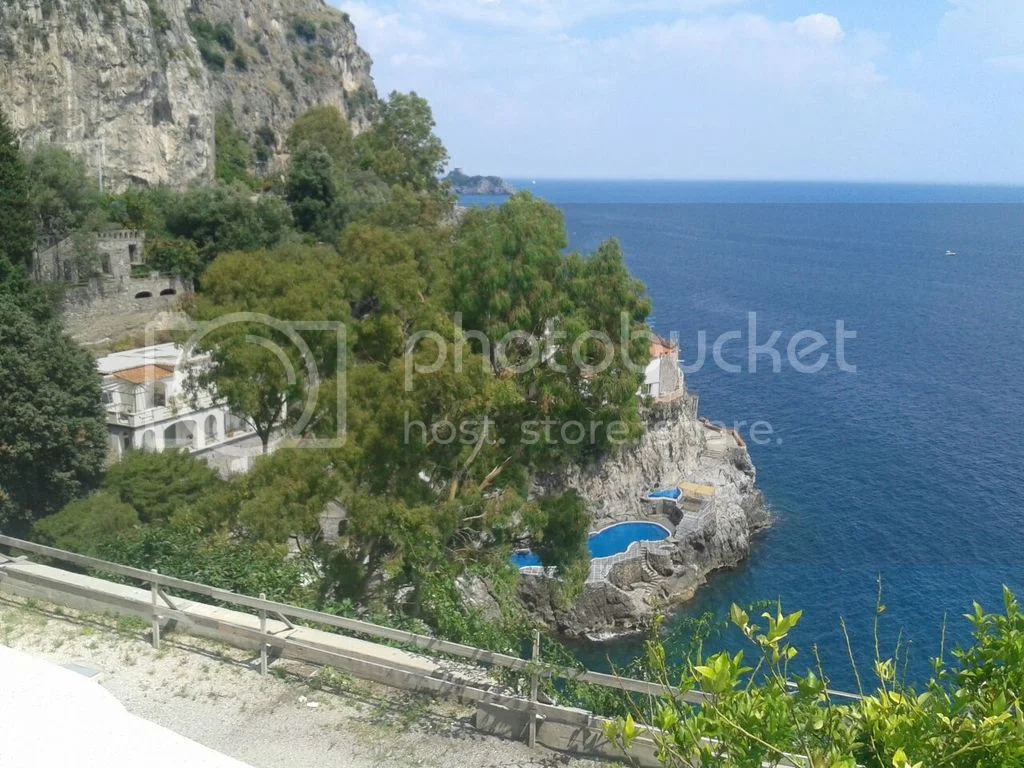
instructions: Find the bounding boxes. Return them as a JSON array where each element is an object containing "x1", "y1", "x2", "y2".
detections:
[
  {"x1": 0, "y1": 534, "x2": 861, "y2": 764},
  {"x1": 0, "y1": 535, "x2": 706, "y2": 704}
]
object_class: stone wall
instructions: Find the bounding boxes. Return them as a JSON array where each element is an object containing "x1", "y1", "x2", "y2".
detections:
[
  {"x1": 35, "y1": 230, "x2": 144, "y2": 283},
  {"x1": 60, "y1": 275, "x2": 189, "y2": 328}
]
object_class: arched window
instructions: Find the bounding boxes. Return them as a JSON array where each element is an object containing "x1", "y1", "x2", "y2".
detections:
[
  {"x1": 204, "y1": 414, "x2": 218, "y2": 444},
  {"x1": 159, "y1": 288, "x2": 177, "y2": 297},
  {"x1": 134, "y1": 291, "x2": 153, "y2": 299}
]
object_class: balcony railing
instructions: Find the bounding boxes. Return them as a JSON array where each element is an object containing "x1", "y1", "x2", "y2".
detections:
[{"x1": 105, "y1": 392, "x2": 218, "y2": 428}]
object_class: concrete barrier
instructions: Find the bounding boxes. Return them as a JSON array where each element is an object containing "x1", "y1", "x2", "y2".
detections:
[{"x1": 0, "y1": 556, "x2": 657, "y2": 765}]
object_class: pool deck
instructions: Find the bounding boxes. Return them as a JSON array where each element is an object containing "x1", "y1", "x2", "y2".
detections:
[{"x1": 519, "y1": 513, "x2": 680, "y2": 583}]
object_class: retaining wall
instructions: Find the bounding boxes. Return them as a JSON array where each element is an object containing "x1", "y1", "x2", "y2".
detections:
[{"x1": 60, "y1": 275, "x2": 190, "y2": 327}]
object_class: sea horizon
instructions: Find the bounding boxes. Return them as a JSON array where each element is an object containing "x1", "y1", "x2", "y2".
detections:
[{"x1": 467, "y1": 178, "x2": 1024, "y2": 205}]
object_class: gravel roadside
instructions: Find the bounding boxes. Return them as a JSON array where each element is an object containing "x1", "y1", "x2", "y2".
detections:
[{"x1": 0, "y1": 595, "x2": 618, "y2": 768}]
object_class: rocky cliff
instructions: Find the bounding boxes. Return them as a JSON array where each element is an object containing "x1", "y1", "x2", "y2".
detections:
[
  {"x1": 0, "y1": 0, "x2": 376, "y2": 189},
  {"x1": 520, "y1": 392, "x2": 770, "y2": 638},
  {"x1": 445, "y1": 168, "x2": 515, "y2": 196}
]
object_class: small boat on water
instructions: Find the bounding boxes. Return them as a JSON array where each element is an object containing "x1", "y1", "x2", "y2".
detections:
[{"x1": 945, "y1": 249, "x2": 957, "y2": 256}]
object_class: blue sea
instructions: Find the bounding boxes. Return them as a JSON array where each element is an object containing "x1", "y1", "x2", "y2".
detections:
[{"x1": 464, "y1": 180, "x2": 1024, "y2": 690}]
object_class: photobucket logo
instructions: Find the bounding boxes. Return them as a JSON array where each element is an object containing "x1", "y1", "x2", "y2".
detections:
[
  {"x1": 403, "y1": 312, "x2": 655, "y2": 391},
  {"x1": 689, "y1": 313, "x2": 857, "y2": 375},
  {"x1": 147, "y1": 313, "x2": 346, "y2": 453},
  {"x1": 403, "y1": 311, "x2": 856, "y2": 389}
]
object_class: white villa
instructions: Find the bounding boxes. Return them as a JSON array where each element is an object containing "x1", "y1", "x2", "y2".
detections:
[
  {"x1": 642, "y1": 336, "x2": 685, "y2": 402},
  {"x1": 98, "y1": 344, "x2": 254, "y2": 463}
]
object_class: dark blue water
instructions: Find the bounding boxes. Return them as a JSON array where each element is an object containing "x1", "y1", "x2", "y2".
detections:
[
  {"x1": 512, "y1": 522, "x2": 671, "y2": 568},
  {"x1": 465, "y1": 181, "x2": 1024, "y2": 690}
]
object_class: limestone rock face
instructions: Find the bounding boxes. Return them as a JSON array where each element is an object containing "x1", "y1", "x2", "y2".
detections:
[
  {"x1": 197, "y1": 0, "x2": 377, "y2": 154},
  {"x1": 0, "y1": 0, "x2": 376, "y2": 189},
  {"x1": 522, "y1": 395, "x2": 770, "y2": 638}
]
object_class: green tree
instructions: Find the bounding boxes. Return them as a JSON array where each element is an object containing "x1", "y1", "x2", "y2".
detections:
[
  {"x1": 0, "y1": 109, "x2": 35, "y2": 269},
  {"x1": 100, "y1": 518, "x2": 313, "y2": 604},
  {"x1": 285, "y1": 144, "x2": 343, "y2": 239},
  {"x1": 191, "y1": 244, "x2": 349, "y2": 452},
  {"x1": 103, "y1": 450, "x2": 223, "y2": 524},
  {"x1": 24, "y1": 145, "x2": 105, "y2": 237},
  {"x1": 165, "y1": 183, "x2": 293, "y2": 263},
  {"x1": 532, "y1": 491, "x2": 590, "y2": 576},
  {"x1": 356, "y1": 91, "x2": 449, "y2": 192},
  {"x1": 214, "y1": 110, "x2": 252, "y2": 185},
  {"x1": 32, "y1": 491, "x2": 139, "y2": 557},
  {"x1": 230, "y1": 448, "x2": 340, "y2": 545},
  {"x1": 337, "y1": 223, "x2": 438, "y2": 361},
  {"x1": 105, "y1": 185, "x2": 177, "y2": 234},
  {"x1": 287, "y1": 105, "x2": 354, "y2": 168},
  {"x1": 451, "y1": 193, "x2": 650, "y2": 469},
  {"x1": 0, "y1": 289, "x2": 107, "y2": 533},
  {"x1": 143, "y1": 237, "x2": 202, "y2": 278}
]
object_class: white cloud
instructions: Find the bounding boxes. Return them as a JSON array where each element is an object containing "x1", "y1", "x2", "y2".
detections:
[
  {"x1": 343, "y1": 2, "x2": 428, "y2": 52},
  {"x1": 412, "y1": 0, "x2": 748, "y2": 33},
  {"x1": 790, "y1": 14, "x2": 845, "y2": 46},
  {"x1": 330, "y1": 1, "x2": 1024, "y2": 182}
]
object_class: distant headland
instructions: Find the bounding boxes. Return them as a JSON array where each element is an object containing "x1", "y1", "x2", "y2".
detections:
[{"x1": 445, "y1": 168, "x2": 516, "y2": 195}]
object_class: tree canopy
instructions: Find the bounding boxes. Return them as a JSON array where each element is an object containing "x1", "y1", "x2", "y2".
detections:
[
  {"x1": 25, "y1": 144, "x2": 106, "y2": 237},
  {"x1": 0, "y1": 286, "x2": 108, "y2": 534},
  {"x1": 17, "y1": 93, "x2": 653, "y2": 647},
  {"x1": 103, "y1": 450, "x2": 223, "y2": 524},
  {"x1": 356, "y1": 91, "x2": 450, "y2": 193},
  {"x1": 287, "y1": 105, "x2": 354, "y2": 168},
  {"x1": 0, "y1": 109, "x2": 35, "y2": 270}
]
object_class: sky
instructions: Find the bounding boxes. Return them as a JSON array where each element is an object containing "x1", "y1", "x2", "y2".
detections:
[{"x1": 333, "y1": 1, "x2": 1024, "y2": 184}]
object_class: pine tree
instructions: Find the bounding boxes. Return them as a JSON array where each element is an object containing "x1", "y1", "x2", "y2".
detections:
[{"x1": 0, "y1": 109, "x2": 36, "y2": 269}]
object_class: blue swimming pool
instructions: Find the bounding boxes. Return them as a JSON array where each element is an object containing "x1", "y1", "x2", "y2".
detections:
[{"x1": 511, "y1": 521, "x2": 671, "y2": 569}]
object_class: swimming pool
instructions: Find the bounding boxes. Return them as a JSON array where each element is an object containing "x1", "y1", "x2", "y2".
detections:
[{"x1": 511, "y1": 521, "x2": 671, "y2": 569}]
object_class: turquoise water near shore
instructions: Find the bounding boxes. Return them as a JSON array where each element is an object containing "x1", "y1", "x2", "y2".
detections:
[
  {"x1": 464, "y1": 181, "x2": 1024, "y2": 689},
  {"x1": 511, "y1": 521, "x2": 670, "y2": 569}
]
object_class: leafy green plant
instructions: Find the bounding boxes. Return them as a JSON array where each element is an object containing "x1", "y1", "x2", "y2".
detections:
[
  {"x1": 291, "y1": 17, "x2": 317, "y2": 42},
  {"x1": 604, "y1": 587, "x2": 1024, "y2": 768}
]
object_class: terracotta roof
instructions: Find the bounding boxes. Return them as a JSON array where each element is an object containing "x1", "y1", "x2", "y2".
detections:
[
  {"x1": 650, "y1": 335, "x2": 678, "y2": 359},
  {"x1": 112, "y1": 365, "x2": 174, "y2": 385}
]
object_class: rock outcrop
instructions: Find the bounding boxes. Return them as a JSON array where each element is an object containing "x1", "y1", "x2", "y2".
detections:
[
  {"x1": 520, "y1": 392, "x2": 770, "y2": 638},
  {"x1": 0, "y1": 0, "x2": 376, "y2": 189},
  {"x1": 445, "y1": 168, "x2": 515, "y2": 196}
]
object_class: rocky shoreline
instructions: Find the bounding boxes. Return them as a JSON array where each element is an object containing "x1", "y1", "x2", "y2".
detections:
[
  {"x1": 519, "y1": 391, "x2": 769, "y2": 639},
  {"x1": 445, "y1": 168, "x2": 516, "y2": 195}
]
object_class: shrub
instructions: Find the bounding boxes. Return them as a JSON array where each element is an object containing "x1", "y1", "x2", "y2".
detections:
[
  {"x1": 605, "y1": 591, "x2": 1024, "y2": 768},
  {"x1": 145, "y1": 0, "x2": 169, "y2": 33},
  {"x1": 104, "y1": 451, "x2": 223, "y2": 524},
  {"x1": 292, "y1": 17, "x2": 317, "y2": 42},
  {"x1": 33, "y1": 492, "x2": 139, "y2": 557},
  {"x1": 143, "y1": 237, "x2": 201, "y2": 279}
]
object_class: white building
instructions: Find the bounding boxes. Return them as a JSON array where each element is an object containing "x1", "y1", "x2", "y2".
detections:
[
  {"x1": 98, "y1": 343, "x2": 254, "y2": 462},
  {"x1": 642, "y1": 336, "x2": 685, "y2": 402}
]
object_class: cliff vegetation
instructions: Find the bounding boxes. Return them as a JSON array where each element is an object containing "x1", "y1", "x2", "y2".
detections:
[{"x1": 0, "y1": 0, "x2": 377, "y2": 188}]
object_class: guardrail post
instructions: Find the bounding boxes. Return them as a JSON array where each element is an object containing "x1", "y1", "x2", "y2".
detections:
[
  {"x1": 259, "y1": 593, "x2": 268, "y2": 676},
  {"x1": 528, "y1": 629, "x2": 540, "y2": 748},
  {"x1": 150, "y1": 569, "x2": 161, "y2": 650}
]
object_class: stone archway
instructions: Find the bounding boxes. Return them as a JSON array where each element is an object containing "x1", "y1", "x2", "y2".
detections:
[
  {"x1": 204, "y1": 414, "x2": 218, "y2": 444},
  {"x1": 163, "y1": 420, "x2": 197, "y2": 451}
]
